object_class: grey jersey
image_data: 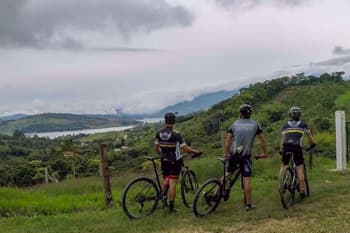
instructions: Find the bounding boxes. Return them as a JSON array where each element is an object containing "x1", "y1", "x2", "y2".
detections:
[{"x1": 228, "y1": 118, "x2": 263, "y2": 156}]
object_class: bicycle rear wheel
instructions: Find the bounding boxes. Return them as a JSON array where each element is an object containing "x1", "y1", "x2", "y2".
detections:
[
  {"x1": 192, "y1": 178, "x2": 222, "y2": 217},
  {"x1": 279, "y1": 167, "x2": 295, "y2": 209},
  {"x1": 122, "y1": 177, "x2": 159, "y2": 219},
  {"x1": 181, "y1": 169, "x2": 199, "y2": 208}
]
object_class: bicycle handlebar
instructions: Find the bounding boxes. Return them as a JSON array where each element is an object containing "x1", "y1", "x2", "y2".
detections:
[
  {"x1": 305, "y1": 143, "x2": 316, "y2": 152},
  {"x1": 146, "y1": 151, "x2": 203, "y2": 161}
]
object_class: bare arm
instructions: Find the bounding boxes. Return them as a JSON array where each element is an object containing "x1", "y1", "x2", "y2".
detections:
[
  {"x1": 307, "y1": 131, "x2": 316, "y2": 146},
  {"x1": 182, "y1": 145, "x2": 200, "y2": 154},
  {"x1": 224, "y1": 133, "x2": 233, "y2": 159},
  {"x1": 258, "y1": 133, "x2": 267, "y2": 157},
  {"x1": 155, "y1": 144, "x2": 161, "y2": 154},
  {"x1": 280, "y1": 134, "x2": 285, "y2": 153}
]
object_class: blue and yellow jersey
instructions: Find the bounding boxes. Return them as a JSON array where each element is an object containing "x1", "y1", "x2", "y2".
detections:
[{"x1": 281, "y1": 120, "x2": 310, "y2": 146}]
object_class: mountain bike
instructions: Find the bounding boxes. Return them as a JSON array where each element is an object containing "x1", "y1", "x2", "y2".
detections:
[
  {"x1": 279, "y1": 145, "x2": 315, "y2": 209},
  {"x1": 121, "y1": 153, "x2": 201, "y2": 219},
  {"x1": 192, "y1": 155, "x2": 267, "y2": 217}
]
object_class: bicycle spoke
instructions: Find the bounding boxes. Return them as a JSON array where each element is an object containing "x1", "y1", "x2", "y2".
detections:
[
  {"x1": 181, "y1": 170, "x2": 198, "y2": 208},
  {"x1": 122, "y1": 178, "x2": 159, "y2": 219},
  {"x1": 193, "y1": 178, "x2": 222, "y2": 217}
]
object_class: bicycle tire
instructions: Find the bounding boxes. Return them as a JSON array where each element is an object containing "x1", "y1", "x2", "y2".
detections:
[
  {"x1": 279, "y1": 167, "x2": 295, "y2": 209},
  {"x1": 122, "y1": 177, "x2": 159, "y2": 219},
  {"x1": 181, "y1": 169, "x2": 199, "y2": 208},
  {"x1": 192, "y1": 178, "x2": 222, "y2": 217}
]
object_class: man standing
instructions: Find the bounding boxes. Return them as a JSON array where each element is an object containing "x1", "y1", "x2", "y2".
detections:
[
  {"x1": 155, "y1": 112, "x2": 201, "y2": 212},
  {"x1": 223, "y1": 104, "x2": 267, "y2": 210},
  {"x1": 279, "y1": 106, "x2": 316, "y2": 198}
]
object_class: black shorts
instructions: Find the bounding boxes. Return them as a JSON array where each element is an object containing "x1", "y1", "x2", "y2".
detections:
[
  {"x1": 282, "y1": 144, "x2": 303, "y2": 166},
  {"x1": 227, "y1": 154, "x2": 252, "y2": 177},
  {"x1": 161, "y1": 156, "x2": 183, "y2": 177}
]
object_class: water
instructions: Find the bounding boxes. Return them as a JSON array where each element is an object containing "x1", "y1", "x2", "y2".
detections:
[
  {"x1": 26, "y1": 126, "x2": 135, "y2": 139},
  {"x1": 25, "y1": 117, "x2": 163, "y2": 139}
]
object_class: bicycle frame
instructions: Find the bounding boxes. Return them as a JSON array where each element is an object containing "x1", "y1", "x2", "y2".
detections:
[
  {"x1": 146, "y1": 156, "x2": 162, "y2": 193},
  {"x1": 218, "y1": 158, "x2": 242, "y2": 199}
]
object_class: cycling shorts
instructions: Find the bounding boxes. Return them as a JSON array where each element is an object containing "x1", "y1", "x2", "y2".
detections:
[
  {"x1": 282, "y1": 144, "x2": 304, "y2": 166},
  {"x1": 227, "y1": 154, "x2": 252, "y2": 177},
  {"x1": 161, "y1": 156, "x2": 183, "y2": 177}
]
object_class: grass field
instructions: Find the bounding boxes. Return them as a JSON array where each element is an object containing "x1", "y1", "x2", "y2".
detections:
[{"x1": 0, "y1": 155, "x2": 349, "y2": 233}]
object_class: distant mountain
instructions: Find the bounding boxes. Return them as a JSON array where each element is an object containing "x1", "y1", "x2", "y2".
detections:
[
  {"x1": 0, "y1": 89, "x2": 237, "y2": 134},
  {"x1": 157, "y1": 89, "x2": 238, "y2": 116},
  {"x1": 0, "y1": 113, "x2": 139, "y2": 135},
  {"x1": 0, "y1": 114, "x2": 28, "y2": 122},
  {"x1": 115, "y1": 89, "x2": 239, "y2": 119}
]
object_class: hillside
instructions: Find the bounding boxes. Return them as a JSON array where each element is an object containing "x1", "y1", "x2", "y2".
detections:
[
  {"x1": 0, "y1": 113, "x2": 139, "y2": 135},
  {"x1": 157, "y1": 89, "x2": 238, "y2": 116},
  {"x1": 0, "y1": 156, "x2": 349, "y2": 233}
]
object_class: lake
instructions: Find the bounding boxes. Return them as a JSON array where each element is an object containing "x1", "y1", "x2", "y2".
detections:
[{"x1": 26, "y1": 117, "x2": 163, "y2": 139}]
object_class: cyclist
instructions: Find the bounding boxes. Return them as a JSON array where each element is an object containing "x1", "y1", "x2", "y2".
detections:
[
  {"x1": 155, "y1": 112, "x2": 201, "y2": 213},
  {"x1": 223, "y1": 104, "x2": 267, "y2": 211},
  {"x1": 279, "y1": 106, "x2": 316, "y2": 199}
]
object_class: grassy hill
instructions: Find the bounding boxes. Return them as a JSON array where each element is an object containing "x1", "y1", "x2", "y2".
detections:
[
  {"x1": 0, "y1": 156, "x2": 349, "y2": 233},
  {"x1": 0, "y1": 113, "x2": 139, "y2": 135}
]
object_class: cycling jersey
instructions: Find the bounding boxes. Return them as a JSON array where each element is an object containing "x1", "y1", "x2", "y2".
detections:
[
  {"x1": 155, "y1": 126, "x2": 186, "y2": 161},
  {"x1": 228, "y1": 119, "x2": 263, "y2": 156},
  {"x1": 281, "y1": 120, "x2": 310, "y2": 146},
  {"x1": 155, "y1": 126, "x2": 186, "y2": 176}
]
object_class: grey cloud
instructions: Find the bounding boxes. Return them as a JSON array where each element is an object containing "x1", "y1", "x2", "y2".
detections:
[
  {"x1": 0, "y1": 0, "x2": 194, "y2": 49},
  {"x1": 333, "y1": 46, "x2": 350, "y2": 56},
  {"x1": 215, "y1": 0, "x2": 307, "y2": 9},
  {"x1": 313, "y1": 56, "x2": 350, "y2": 66}
]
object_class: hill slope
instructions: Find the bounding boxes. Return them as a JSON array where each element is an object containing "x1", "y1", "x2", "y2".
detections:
[{"x1": 0, "y1": 113, "x2": 138, "y2": 135}]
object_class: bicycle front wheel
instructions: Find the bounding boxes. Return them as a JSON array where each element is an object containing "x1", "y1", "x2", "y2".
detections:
[
  {"x1": 181, "y1": 169, "x2": 199, "y2": 208},
  {"x1": 279, "y1": 167, "x2": 295, "y2": 209},
  {"x1": 192, "y1": 178, "x2": 222, "y2": 217},
  {"x1": 122, "y1": 177, "x2": 159, "y2": 219}
]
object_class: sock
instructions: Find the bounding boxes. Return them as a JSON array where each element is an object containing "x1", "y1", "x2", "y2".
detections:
[{"x1": 169, "y1": 200, "x2": 175, "y2": 210}]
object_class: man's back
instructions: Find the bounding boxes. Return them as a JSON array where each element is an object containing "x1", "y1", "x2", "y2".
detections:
[
  {"x1": 281, "y1": 120, "x2": 310, "y2": 146},
  {"x1": 155, "y1": 126, "x2": 184, "y2": 161},
  {"x1": 229, "y1": 118, "x2": 262, "y2": 156}
]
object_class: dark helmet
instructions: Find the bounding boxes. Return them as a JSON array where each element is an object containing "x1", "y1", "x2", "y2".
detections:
[
  {"x1": 288, "y1": 106, "x2": 301, "y2": 119},
  {"x1": 239, "y1": 104, "x2": 253, "y2": 118},
  {"x1": 164, "y1": 112, "x2": 176, "y2": 124}
]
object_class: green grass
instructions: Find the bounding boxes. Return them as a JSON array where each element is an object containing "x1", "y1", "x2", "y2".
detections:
[
  {"x1": 0, "y1": 156, "x2": 350, "y2": 233},
  {"x1": 335, "y1": 90, "x2": 350, "y2": 106}
]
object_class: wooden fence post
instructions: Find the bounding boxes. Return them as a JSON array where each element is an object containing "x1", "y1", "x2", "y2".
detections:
[{"x1": 100, "y1": 143, "x2": 113, "y2": 208}]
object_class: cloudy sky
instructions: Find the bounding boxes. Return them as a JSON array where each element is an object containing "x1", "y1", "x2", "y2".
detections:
[{"x1": 1, "y1": 0, "x2": 350, "y2": 115}]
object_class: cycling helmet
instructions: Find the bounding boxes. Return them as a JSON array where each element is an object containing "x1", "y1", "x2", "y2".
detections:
[
  {"x1": 239, "y1": 104, "x2": 253, "y2": 118},
  {"x1": 288, "y1": 106, "x2": 301, "y2": 119},
  {"x1": 164, "y1": 112, "x2": 176, "y2": 124}
]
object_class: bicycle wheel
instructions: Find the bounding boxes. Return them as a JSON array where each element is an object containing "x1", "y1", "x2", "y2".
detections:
[
  {"x1": 192, "y1": 178, "x2": 222, "y2": 217},
  {"x1": 181, "y1": 169, "x2": 199, "y2": 208},
  {"x1": 304, "y1": 165, "x2": 310, "y2": 197},
  {"x1": 279, "y1": 167, "x2": 295, "y2": 209},
  {"x1": 122, "y1": 177, "x2": 159, "y2": 219}
]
